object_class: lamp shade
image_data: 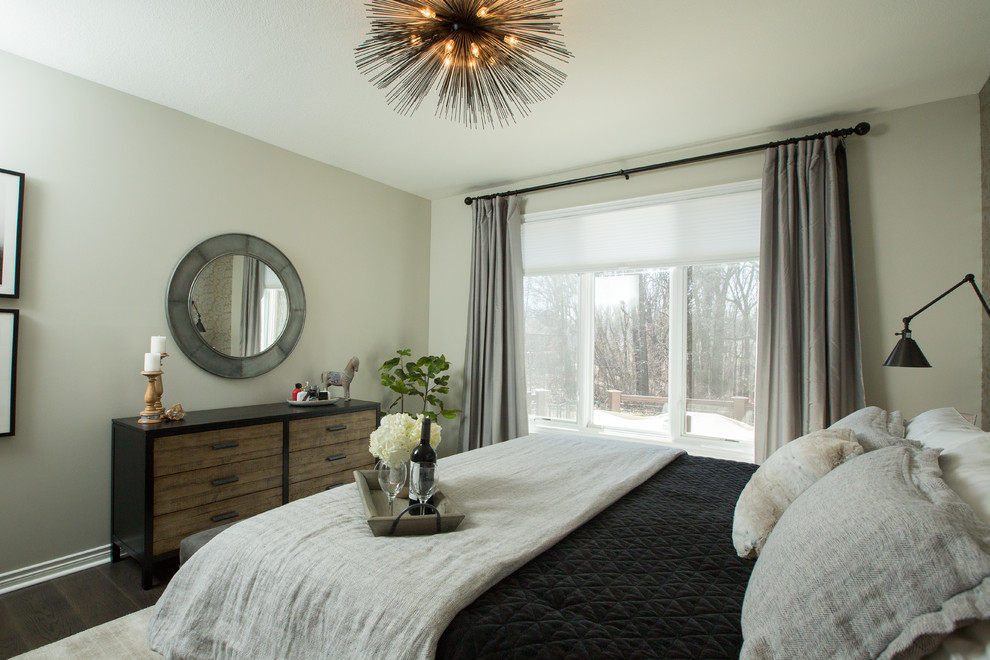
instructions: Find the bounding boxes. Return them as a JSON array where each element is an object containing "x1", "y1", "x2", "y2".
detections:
[{"x1": 883, "y1": 336, "x2": 931, "y2": 368}]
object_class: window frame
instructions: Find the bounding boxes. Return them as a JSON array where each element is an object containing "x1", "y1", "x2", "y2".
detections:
[{"x1": 522, "y1": 181, "x2": 761, "y2": 461}]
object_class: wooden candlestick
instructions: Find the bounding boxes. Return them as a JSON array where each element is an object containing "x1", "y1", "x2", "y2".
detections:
[
  {"x1": 138, "y1": 371, "x2": 164, "y2": 424},
  {"x1": 154, "y1": 353, "x2": 169, "y2": 413}
]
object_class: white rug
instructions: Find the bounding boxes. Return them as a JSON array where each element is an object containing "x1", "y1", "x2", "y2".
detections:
[{"x1": 13, "y1": 607, "x2": 158, "y2": 659}]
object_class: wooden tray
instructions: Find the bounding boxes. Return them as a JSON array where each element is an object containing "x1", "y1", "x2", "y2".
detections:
[{"x1": 353, "y1": 470, "x2": 464, "y2": 536}]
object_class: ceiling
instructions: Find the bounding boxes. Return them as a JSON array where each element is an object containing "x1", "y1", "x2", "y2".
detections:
[{"x1": 1, "y1": 1, "x2": 989, "y2": 201}]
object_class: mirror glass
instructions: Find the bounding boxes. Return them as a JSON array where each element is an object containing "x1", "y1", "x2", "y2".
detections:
[
  {"x1": 189, "y1": 255, "x2": 289, "y2": 358},
  {"x1": 166, "y1": 234, "x2": 306, "y2": 378}
]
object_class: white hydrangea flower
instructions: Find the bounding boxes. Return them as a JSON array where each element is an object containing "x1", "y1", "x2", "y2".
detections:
[{"x1": 369, "y1": 413, "x2": 442, "y2": 467}]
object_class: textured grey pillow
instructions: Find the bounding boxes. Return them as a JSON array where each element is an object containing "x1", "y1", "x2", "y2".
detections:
[
  {"x1": 741, "y1": 444, "x2": 990, "y2": 659},
  {"x1": 828, "y1": 405, "x2": 909, "y2": 451},
  {"x1": 732, "y1": 427, "x2": 862, "y2": 558}
]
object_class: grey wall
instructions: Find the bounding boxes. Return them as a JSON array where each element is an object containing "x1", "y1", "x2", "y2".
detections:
[{"x1": 0, "y1": 51, "x2": 431, "y2": 577}]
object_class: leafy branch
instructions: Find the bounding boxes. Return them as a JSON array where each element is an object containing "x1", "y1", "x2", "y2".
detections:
[{"x1": 379, "y1": 348, "x2": 461, "y2": 422}]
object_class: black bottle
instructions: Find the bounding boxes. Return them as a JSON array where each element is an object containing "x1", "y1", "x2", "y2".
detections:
[{"x1": 409, "y1": 418, "x2": 437, "y2": 514}]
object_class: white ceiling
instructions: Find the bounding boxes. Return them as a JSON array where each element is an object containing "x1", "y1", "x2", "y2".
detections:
[{"x1": 1, "y1": 1, "x2": 989, "y2": 201}]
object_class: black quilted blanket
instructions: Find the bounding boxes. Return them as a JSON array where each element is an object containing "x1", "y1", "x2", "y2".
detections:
[{"x1": 435, "y1": 453, "x2": 758, "y2": 659}]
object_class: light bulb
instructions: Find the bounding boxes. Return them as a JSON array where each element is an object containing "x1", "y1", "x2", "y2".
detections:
[
  {"x1": 446, "y1": 40, "x2": 454, "y2": 52},
  {"x1": 477, "y1": 7, "x2": 488, "y2": 17},
  {"x1": 504, "y1": 34, "x2": 518, "y2": 46},
  {"x1": 419, "y1": 7, "x2": 435, "y2": 18},
  {"x1": 471, "y1": 43, "x2": 479, "y2": 57},
  {"x1": 444, "y1": 56, "x2": 452, "y2": 67}
]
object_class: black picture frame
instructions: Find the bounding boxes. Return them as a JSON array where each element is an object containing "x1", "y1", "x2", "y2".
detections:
[
  {"x1": 0, "y1": 168, "x2": 24, "y2": 298},
  {"x1": 0, "y1": 309, "x2": 18, "y2": 436}
]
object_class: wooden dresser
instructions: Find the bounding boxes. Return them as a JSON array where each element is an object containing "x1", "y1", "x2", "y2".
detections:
[{"x1": 111, "y1": 399, "x2": 379, "y2": 588}]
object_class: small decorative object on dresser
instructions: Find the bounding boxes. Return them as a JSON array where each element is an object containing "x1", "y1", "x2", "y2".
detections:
[
  {"x1": 322, "y1": 356, "x2": 359, "y2": 400},
  {"x1": 111, "y1": 399, "x2": 380, "y2": 588},
  {"x1": 138, "y1": 336, "x2": 169, "y2": 423}
]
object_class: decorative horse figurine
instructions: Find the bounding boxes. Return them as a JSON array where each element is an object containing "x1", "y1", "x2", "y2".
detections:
[{"x1": 322, "y1": 356, "x2": 359, "y2": 401}]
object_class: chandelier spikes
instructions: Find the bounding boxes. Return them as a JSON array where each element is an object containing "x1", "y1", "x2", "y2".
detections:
[{"x1": 355, "y1": 0, "x2": 573, "y2": 128}]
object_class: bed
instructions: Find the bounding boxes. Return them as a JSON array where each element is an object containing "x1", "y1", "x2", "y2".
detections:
[{"x1": 145, "y1": 408, "x2": 990, "y2": 660}]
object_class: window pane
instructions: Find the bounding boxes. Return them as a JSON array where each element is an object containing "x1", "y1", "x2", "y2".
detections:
[
  {"x1": 524, "y1": 274, "x2": 580, "y2": 422},
  {"x1": 592, "y1": 270, "x2": 671, "y2": 433},
  {"x1": 685, "y1": 262, "x2": 759, "y2": 442}
]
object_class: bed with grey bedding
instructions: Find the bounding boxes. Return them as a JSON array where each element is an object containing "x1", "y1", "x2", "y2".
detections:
[{"x1": 147, "y1": 407, "x2": 990, "y2": 659}]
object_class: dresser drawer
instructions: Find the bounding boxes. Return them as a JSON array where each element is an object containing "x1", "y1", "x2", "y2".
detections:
[
  {"x1": 287, "y1": 410, "x2": 376, "y2": 452},
  {"x1": 154, "y1": 423, "x2": 282, "y2": 477},
  {"x1": 288, "y1": 471, "x2": 359, "y2": 502},
  {"x1": 153, "y1": 454, "x2": 283, "y2": 516},
  {"x1": 152, "y1": 487, "x2": 282, "y2": 556},
  {"x1": 288, "y1": 436, "x2": 375, "y2": 484}
]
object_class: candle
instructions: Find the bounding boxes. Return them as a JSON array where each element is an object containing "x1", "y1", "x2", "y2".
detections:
[
  {"x1": 151, "y1": 336, "x2": 167, "y2": 354},
  {"x1": 144, "y1": 352, "x2": 160, "y2": 372}
]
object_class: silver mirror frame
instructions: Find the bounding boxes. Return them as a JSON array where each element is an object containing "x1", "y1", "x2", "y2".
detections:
[{"x1": 166, "y1": 233, "x2": 306, "y2": 378}]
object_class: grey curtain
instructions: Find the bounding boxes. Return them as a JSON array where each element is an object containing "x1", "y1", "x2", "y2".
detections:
[
  {"x1": 754, "y1": 136, "x2": 865, "y2": 463},
  {"x1": 239, "y1": 256, "x2": 264, "y2": 357},
  {"x1": 460, "y1": 196, "x2": 529, "y2": 451}
]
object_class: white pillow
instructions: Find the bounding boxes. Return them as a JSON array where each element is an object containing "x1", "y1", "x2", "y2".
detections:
[
  {"x1": 907, "y1": 407, "x2": 986, "y2": 452},
  {"x1": 732, "y1": 427, "x2": 862, "y2": 558},
  {"x1": 939, "y1": 437, "x2": 990, "y2": 528}
]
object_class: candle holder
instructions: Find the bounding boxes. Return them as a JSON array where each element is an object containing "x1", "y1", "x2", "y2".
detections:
[
  {"x1": 155, "y1": 353, "x2": 169, "y2": 413},
  {"x1": 138, "y1": 370, "x2": 164, "y2": 424}
]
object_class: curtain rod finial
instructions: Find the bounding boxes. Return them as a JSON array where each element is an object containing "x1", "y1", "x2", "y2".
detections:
[
  {"x1": 464, "y1": 197, "x2": 473, "y2": 205},
  {"x1": 854, "y1": 122, "x2": 871, "y2": 136}
]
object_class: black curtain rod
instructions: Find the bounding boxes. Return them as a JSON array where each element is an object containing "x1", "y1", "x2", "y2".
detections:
[{"x1": 463, "y1": 121, "x2": 871, "y2": 205}]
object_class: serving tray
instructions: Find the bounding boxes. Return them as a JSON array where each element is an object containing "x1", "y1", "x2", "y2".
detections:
[
  {"x1": 353, "y1": 469, "x2": 464, "y2": 536},
  {"x1": 285, "y1": 397, "x2": 341, "y2": 407}
]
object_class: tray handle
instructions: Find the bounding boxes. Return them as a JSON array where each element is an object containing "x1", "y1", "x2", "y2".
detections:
[{"x1": 390, "y1": 503, "x2": 441, "y2": 536}]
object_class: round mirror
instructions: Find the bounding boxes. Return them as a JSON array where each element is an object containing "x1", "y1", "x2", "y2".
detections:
[
  {"x1": 167, "y1": 234, "x2": 305, "y2": 378},
  {"x1": 190, "y1": 255, "x2": 288, "y2": 358}
]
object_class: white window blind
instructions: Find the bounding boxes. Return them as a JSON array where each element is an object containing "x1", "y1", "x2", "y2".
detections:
[{"x1": 521, "y1": 180, "x2": 761, "y2": 274}]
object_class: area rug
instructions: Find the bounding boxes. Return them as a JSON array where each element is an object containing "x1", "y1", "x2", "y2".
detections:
[{"x1": 14, "y1": 607, "x2": 158, "y2": 659}]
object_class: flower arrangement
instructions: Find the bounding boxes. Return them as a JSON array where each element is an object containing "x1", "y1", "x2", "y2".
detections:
[{"x1": 369, "y1": 413, "x2": 441, "y2": 467}]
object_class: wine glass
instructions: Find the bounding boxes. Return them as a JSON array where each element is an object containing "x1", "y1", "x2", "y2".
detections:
[
  {"x1": 409, "y1": 462, "x2": 438, "y2": 514},
  {"x1": 376, "y1": 460, "x2": 407, "y2": 516}
]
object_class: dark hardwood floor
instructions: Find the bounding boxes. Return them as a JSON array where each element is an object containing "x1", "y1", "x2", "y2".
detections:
[{"x1": 0, "y1": 557, "x2": 178, "y2": 659}]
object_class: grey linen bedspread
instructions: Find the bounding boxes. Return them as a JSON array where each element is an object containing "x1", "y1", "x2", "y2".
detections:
[{"x1": 148, "y1": 433, "x2": 683, "y2": 659}]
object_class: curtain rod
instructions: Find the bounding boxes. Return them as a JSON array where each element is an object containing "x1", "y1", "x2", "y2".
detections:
[{"x1": 463, "y1": 121, "x2": 871, "y2": 205}]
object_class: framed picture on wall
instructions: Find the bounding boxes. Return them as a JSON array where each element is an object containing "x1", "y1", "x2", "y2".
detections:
[
  {"x1": 0, "y1": 168, "x2": 25, "y2": 298},
  {"x1": 0, "y1": 309, "x2": 18, "y2": 436}
]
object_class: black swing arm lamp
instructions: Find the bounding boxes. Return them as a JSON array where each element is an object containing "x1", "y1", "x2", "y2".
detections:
[{"x1": 883, "y1": 273, "x2": 990, "y2": 368}]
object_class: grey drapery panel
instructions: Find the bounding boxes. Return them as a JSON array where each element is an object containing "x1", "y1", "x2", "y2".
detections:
[
  {"x1": 460, "y1": 196, "x2": 529, "y2": 451},
  {"x1": 239, "y1": 257, "x2": 264, "y2": 357},
  {"x1": 754, "y1": 136, "x2": 865, "y2": 463}
]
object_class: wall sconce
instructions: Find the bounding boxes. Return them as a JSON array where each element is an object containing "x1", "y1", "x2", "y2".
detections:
[{"x1": 883, "y1": 274, "x2": 990, "y2": 367}]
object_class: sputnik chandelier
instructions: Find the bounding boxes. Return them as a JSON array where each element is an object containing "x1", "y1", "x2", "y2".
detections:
[{"x1": 355, "y1": 0, "x2": 572, "y2": 128}]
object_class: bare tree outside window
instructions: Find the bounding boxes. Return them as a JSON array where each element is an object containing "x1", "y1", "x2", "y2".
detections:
[
  {"x1": 524, "y1": 273, "x2": 579, "y2": 422},
  {"x1": 685, "y1": 262, "x2": 759, "y2": 440},
  {"x1": 524, "y1": 261, "x2": 758, "y2": 447}
]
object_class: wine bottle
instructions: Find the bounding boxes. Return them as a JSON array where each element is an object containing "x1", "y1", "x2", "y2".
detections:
[{"x1": 409, "y1": 418, "x2": 437, "y2": 514}]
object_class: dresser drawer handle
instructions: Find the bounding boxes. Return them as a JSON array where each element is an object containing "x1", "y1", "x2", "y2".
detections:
[
  {"x1": 211, "y1": 476, "x2": 240, "y2": 487},
  {"x1": 212, "y1": 442, "x2": 239, "y2": 450},
  {"x1": 326, "y1": 425, "x2": 347, "y2": 432},
  {"x1": 211, "y1": 512, "x2": 239, "y2": 523},
  {"x1": 326, "y1": 453, "x2": 347, "y2": 462},
  {"x1": 325, "y1": 483, "x2": 344, "y2": 491}
]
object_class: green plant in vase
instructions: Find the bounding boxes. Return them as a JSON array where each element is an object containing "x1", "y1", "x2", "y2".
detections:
[{"x1": 378, "y1": 348, "x2": 460, "y2": 422}]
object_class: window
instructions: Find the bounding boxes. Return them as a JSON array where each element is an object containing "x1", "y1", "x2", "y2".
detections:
[{"x1": 522, "y1": 182, "x2": 760, "y2": 459}]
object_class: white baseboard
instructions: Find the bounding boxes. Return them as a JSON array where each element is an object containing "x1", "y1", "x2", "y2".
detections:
[{"x1": 0, "y1": 545, "x2": 113, "y2": 595}]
